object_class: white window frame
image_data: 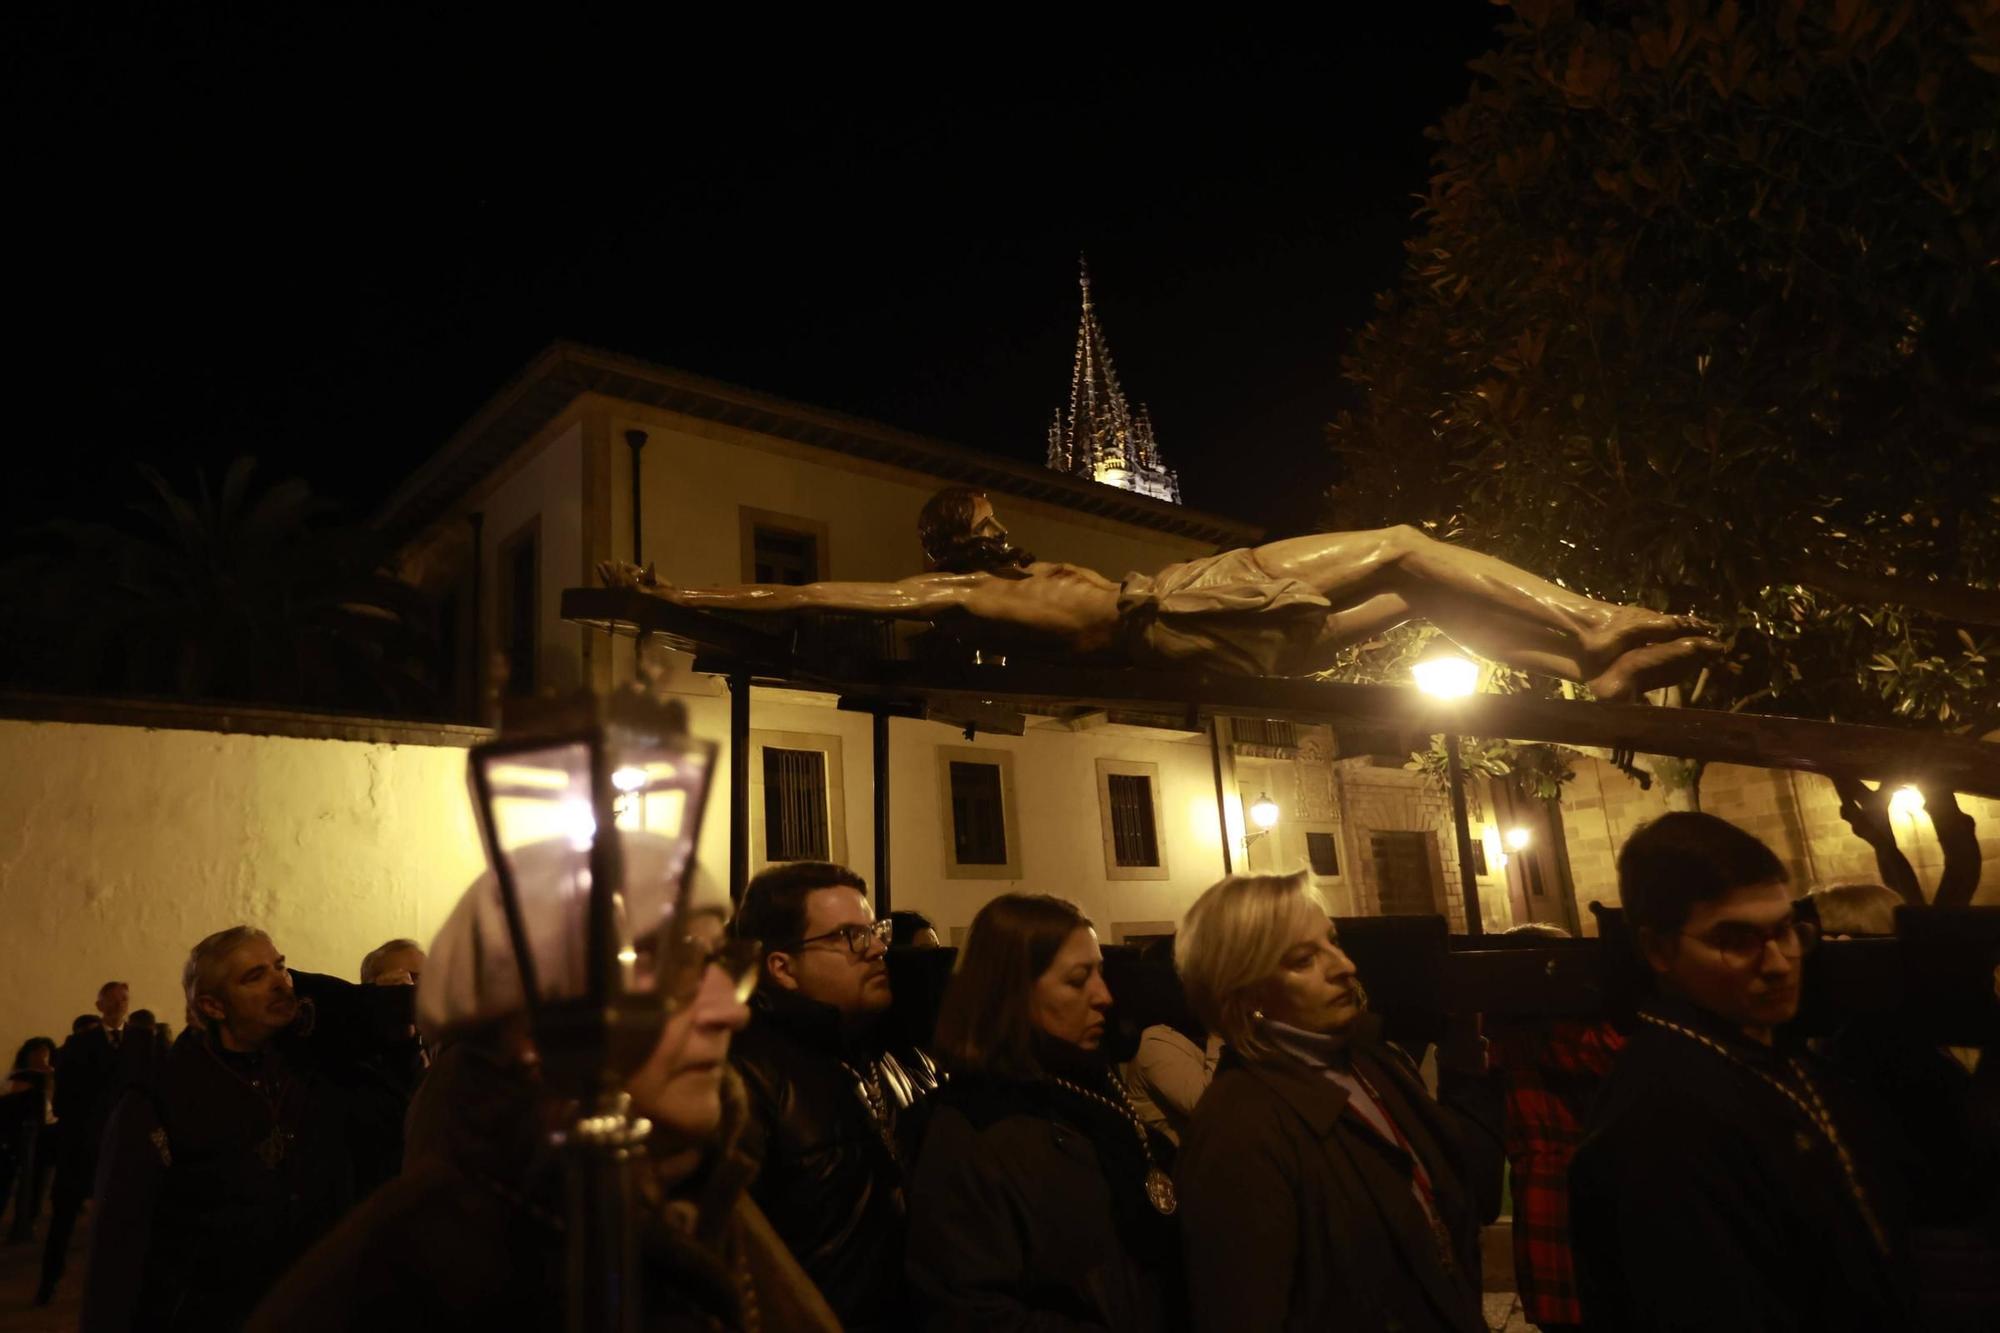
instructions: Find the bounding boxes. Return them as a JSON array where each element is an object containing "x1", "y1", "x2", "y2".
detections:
[
  {"x1": 1094, "y1": 758, "x2": 1170, "y2": 881},
  {"x1": 749, "y1": 729, "x2": 848, "y2": 870},
  {"x1": 1296, "y1": 819, "x2": 1347, "y2": 887}
]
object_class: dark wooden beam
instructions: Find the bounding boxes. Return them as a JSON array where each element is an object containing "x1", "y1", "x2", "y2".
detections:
[{"x1": 562, "y1": 588, "x2": 2000, "y2": 796}]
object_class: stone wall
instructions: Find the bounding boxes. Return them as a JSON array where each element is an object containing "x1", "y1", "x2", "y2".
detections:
[{"x1": 1559, "y1": 756, "x2": 2000, "y2": 932}]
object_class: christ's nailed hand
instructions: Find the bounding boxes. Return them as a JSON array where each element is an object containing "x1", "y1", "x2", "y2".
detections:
[{"x1": 597, "y1": 560, "x2": 669, "y2": 591}]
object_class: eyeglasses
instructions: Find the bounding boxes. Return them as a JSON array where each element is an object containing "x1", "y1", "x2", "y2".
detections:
[
  {"x1": 781, "y1": 919, "x2": 893, "y2": 958},
  {"x1": 662, "y1": 933, "x2": 765, "y2": 1006},
  {"x1": 1682, "y1": 917, "x2": 1821, "y2": 966}
]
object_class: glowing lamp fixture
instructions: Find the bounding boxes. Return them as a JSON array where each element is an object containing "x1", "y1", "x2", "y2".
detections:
[
  {"x1": 1888, "y1": 786, "x2": 1926, "y2": 819},
  {"x1": 1504, "y1": 826, "x2": 1533, "y2": 852},
  {"x1": 1249, "y1": 792, "x2": 1281, "y2": 831},
  {"x1": 1412, "y1": 653, "x2": 1479, "y2": 699}
]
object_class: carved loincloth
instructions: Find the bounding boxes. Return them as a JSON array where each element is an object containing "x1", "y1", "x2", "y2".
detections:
[{"x1": 1116, "y1": 548, "x2": 1332, "y2": 676}]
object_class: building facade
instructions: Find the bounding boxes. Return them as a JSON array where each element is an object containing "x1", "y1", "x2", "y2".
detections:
[{"x1": 378, "y1": 343, "x2": 1553, "y2": 938}]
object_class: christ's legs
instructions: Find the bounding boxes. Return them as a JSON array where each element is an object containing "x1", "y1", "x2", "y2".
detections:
[
  {"x1": 1306, "y1": 591, "x2": 1590, "y2": 681},
  {"x1": 1306, "y1": 588, "x2": 1721, "y2": 700},
  {"x1": 1251, "y1": 526, "x2": 1707, "y2": 669}
]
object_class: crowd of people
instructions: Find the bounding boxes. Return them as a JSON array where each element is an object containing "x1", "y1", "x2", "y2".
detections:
[{"x1": 1, "y1": 809, "x2": 1995, "y2": 1331}]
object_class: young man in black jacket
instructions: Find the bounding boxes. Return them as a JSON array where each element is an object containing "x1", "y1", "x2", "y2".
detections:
[
  {"x1": 1569, "y1": 813, "x2": 1912, "y2": 1332},
  {"x1": 729, "y1": 861, "x2": 938, "y2": 1333}
]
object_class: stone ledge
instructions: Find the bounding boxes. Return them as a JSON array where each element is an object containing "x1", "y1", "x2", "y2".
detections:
[{"x1": 0, "y1": 692, "x2": 491, "y2": 749}]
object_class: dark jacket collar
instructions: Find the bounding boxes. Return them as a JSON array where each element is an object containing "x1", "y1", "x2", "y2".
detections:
[
  {"x1": 749, "y1": 985, "x2": 878, "y2": 1057},
  {"x1": 1636, "y1": 991, "x2": 1800, "y2": 1067}
]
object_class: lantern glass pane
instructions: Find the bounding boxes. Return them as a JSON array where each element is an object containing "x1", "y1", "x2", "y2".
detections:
[
  {"x1": 479, "y1": 741, "x2": 595, "y2": 1004},
  {"x1": 603, "y1": 731, "x2": 715, "y2": 999}
]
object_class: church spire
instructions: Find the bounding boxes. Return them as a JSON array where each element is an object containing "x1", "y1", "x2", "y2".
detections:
[{"x1": 1046, "y1": 259, "x2": 1180, "y2": 504}]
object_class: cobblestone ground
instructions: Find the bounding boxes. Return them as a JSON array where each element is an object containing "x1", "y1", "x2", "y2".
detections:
[
  {"x1": 0, "y1": 1211, "x2": 85, "y2": 1333},
  {"x1": 0, "y1": 1209, "x2": 1534, "y2": 1332}
]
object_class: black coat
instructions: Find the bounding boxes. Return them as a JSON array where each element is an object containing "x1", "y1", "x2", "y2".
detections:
[
  {"x1": 730, "y1": 986, "x2": 937, "y2": 1331},
  {"x1": 83, "y1": 1024, "x2": 356, "y2": 1332},
  {"x1": 1174, "y1": 1023, "x2": 1501, "y2": 1333},
  {"x1": 82, "y1": 975, "x2": 404, "y2": 1333},
  {"x1": 905, "y1": 1070, "x2": 1181, "y2": 1332},
  {"x1": 1569, "y1": 995, "x2": 1913, "y2": 1333},
  {"x1": 247, "y1": 1044, "x2": 841, "y2": 1333},
  {"x1": 52, "y1": 1025, "x2": 123, "y2": 1185}
]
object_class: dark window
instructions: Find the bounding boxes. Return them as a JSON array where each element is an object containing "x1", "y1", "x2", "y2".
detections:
[
  {"x1": 753, "y1": 526, "x2": 819, "y2": 585},
  {"x1": 1306, "y1": 831, "x2": 1341, "y2": 878},
  {"x1": 762, "y1": 747, "x2": 829, "y2": 862},
  {"x1": 948, "y1": 761, "x2": 1008, "y2": 864},
  {"x1": 1371, "y1": 831, "x2": 1439, "y2": 915},
  {"x1": 500, "y1": 528, "x2": 538, "y2": 696},
  {"x1": 1106, "y1": 773, "x2": 1161, "y2": 867},
  {"x1": 1469, "y1": 839, "x2": 1489, "y2": 877},
  {"x1": 1233, "y1": 718, "x2": 1299, "y2": 749},
  {"x1": 436, "y1": 588, "x2": 461, "y2": 708}
]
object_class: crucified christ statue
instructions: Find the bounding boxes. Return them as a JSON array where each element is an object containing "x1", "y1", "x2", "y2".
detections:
[{"x1": 603, "y1": 486, "x2": 1723, "y2": 701}]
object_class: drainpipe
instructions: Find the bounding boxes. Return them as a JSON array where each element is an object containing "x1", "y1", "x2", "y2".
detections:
[
  {"x1": 468, "y1": 511, "x2": 485, "y2": 723},
  {"x1": 624, "y1": 430, "x2": 647, "y2": 565}
]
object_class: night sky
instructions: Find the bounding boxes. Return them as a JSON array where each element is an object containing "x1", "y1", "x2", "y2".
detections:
[{"x1": 8, "y1": 10, "x2": 1501, "y2": 540}]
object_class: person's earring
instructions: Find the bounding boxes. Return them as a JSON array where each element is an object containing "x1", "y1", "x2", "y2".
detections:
[{"x1": 1251, "y1": 1008, "x2": 1265, "y2": 1022}]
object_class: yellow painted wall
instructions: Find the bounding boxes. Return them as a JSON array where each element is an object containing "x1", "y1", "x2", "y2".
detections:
[
  {"x1": 0, "y1": 718, "x2": 487, "y2": 1052},
  {"x1": 607, "y1": 404, "x2": 1220, "y2": 589}
]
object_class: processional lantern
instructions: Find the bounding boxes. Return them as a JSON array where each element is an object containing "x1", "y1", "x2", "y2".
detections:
[
  {"x1": 467, "y1": 683, "x2": 718, "y2": 1097},
  {"x1": 464, "y1": 681, "x2": 717, "y2": 1333}
]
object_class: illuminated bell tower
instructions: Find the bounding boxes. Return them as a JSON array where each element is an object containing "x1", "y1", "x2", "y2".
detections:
[{"x1": 1045, "y1": 260, "x2": 1181, "y2": 504}]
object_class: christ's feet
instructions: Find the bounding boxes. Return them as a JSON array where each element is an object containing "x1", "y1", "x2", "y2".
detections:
[
  {"x1": 1585, "y1": 636, "x2": 1725, "y2": 702},
  {"x1": 1579, "y1": 605, "x2": 1716, "y2": 672}
]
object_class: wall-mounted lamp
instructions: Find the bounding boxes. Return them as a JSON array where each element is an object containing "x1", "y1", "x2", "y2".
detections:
[
  {"x1": 1504, "y1": 826, "x2": 1533, "y2": 852},
  {"x1": 1243, "y1": 791, "x2": 1280, "y2": 848}
]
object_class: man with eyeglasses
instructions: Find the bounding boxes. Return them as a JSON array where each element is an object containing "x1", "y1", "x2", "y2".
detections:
[
  {"x1": 1570, "y1": 812, "x2": 1911, "y2": 1332},
  {"x1": 729, "y1": 861, "x2": 940, "y2": 1333}
]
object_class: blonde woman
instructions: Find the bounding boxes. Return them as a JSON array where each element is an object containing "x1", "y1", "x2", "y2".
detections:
[{"x1": 1174, "y1": 872, "x2": 1501, "y2": 1333}]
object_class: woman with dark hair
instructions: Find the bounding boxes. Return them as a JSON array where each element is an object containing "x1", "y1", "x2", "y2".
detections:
[
  {"x1": 0, "y1": 1038, "x2": 57, "y2": 1231},
  {"x1": 906, "y1": 893, "x2": 1179, "y2": 1331}
]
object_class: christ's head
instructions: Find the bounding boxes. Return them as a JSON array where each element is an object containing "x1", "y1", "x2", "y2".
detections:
[{"x1": 918, "y1": 487, "x2": 1035, "y2": 574}]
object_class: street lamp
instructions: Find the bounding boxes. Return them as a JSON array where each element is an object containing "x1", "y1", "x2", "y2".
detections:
[
  {"x1": 463, "y1": 682, "x2": 717, "y2": 1333},
  {"x1": 1413, "y1": 650, "x2": 1486, "y2": 936}
]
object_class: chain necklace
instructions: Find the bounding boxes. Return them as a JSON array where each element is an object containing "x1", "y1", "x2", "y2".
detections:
[
  {"x1": 1044, "y1": 1072, "x2": 1177, "y2": 1216},
  {"x1": 841, "y1": 1059, "x2": 903, "y2": 1162},
  {"x1": 210, "y1": 1043, "x2": 293, "y2": 1170},
  {"x1": 1636, "y1": 1011, "x2": 1889, "y2": 1256}
]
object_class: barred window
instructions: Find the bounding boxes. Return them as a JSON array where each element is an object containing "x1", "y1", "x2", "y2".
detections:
[
  {"x1": 1106, "y1": 773, "x2": 1161, "y2": 867},
  {"x1": 762, "y1": 747, "x2": 829, "y2": 861},
  {"x1": 948, "y1": 761, "x2": 1008, "y2": 865},
  {"x1": 1371, "y1": 831, "x2": 1439, "y2": 915}
]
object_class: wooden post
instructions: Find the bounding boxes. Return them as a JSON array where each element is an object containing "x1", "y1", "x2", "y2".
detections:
[
  {"x1": 1210, "y1": 717, "x2": 1234, "y2": 877},
  {"x1": 729, "y1": 671, "x2": 750, "y2": 908},
  {"x1": 873, "y1": 710, "x2": 892, "y2": 914},
  {"x1": 1445, "y1": 732, "x2": 1484, "y2": 936}
]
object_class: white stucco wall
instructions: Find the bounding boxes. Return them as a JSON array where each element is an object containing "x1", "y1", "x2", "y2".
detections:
[
  {"x1": 0, "y1": 718, "x2": 487, "y2": 1052},
  {"x1": 612, "y1": 408, "x2": 1219, "y2": 589}
]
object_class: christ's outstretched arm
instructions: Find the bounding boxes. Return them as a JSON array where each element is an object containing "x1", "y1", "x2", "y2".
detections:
[{"x1": 601, "y1": 563, "x2": 978, "y2": 618}]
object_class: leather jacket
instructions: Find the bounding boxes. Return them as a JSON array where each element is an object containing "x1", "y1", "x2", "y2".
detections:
[{"x1": 730, "y1": 986, "x2": 939, "y2": 1332}]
